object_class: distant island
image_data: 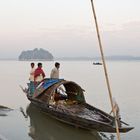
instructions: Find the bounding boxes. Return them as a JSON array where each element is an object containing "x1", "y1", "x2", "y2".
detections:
[{"x1": 18, "y1": 48, "x2": 54, "y2": 61}]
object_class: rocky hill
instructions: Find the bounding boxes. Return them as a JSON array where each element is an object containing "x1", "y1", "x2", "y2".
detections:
[{"x1": 18, "y1": 48, "x2": 54, "y2": 61}]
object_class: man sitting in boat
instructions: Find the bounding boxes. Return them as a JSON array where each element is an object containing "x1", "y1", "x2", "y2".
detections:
[
  {"x1": 34, "y1": 63, "x2": 46, "y2": 87},
  {"x1": 52, "y1": 85, "x2": 79, "y2": 106},
  {"x1": 53, "y1": 86, "x2": 67, "y2": 104}
]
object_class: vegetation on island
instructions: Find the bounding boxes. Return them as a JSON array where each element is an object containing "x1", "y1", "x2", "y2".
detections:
[{"x1": 18, "y1": 48, "x2": 54, "y2": 61}]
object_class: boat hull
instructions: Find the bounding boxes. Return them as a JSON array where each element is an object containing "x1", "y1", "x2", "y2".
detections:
[
  {"x1": 28, "y1": 96, "x2": 133, "y2": 133},
  {"x1": 22, "y1": 79, "x2": 134, "y2": 133}
]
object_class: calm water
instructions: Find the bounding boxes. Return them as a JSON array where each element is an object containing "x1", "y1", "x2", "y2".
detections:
[{"x1": 0, "y1": 60, "x2": 139, "y2": 140}]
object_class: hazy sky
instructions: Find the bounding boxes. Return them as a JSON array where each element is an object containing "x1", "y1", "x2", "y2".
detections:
[{"x1": 0, "y1": 0, "x2": 140, "y2": 58}]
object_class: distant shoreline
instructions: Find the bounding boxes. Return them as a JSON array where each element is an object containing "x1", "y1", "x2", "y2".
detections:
[
  {"x1": 0, "y1": 56, "x2": 140, "y2": 61},
  {"x1": 55, "y1": 56, "x2": 140, "y2": 61}
]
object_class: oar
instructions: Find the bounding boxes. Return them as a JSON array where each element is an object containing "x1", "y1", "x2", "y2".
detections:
[
  {"x1": 120, "y1": 120, "x2": 129, "y2": 126},
  {"x1": 20, "y1": 107, "x2": 28, "y2": 118},
  {"x1": 19, "y1": 85, "x2": 28, "y2": 95}
]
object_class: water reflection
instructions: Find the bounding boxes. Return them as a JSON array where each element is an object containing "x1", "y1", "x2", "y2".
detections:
[{"x1": 26, "y1": 103, "x2": 104, "y2": 140}]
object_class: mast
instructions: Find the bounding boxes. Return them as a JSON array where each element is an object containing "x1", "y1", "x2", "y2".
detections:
[{"x1": 90, "y1": 0, "x2": 121, "y2": 139}]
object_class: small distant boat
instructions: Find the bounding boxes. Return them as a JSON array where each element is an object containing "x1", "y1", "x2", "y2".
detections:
[
  {"x1": 21, "y1": 78, "x2": 134, "y2": 133},
  {"x1": 93, "y1": 62, "x2": 102, "y2": 65}
]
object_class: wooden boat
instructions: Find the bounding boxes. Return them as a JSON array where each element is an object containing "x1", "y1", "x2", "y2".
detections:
[{"x1": 22, "y1": 78, "x2": 134, "y2": 133}]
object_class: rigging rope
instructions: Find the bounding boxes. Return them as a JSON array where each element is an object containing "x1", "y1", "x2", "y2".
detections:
[{"x1": 90, "y1": 0, "x2": 121, "y2": 139}]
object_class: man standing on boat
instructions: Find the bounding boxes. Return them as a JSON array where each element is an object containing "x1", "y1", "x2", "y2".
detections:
[
  {"x1": 50, "y1": 62, "x2": 67, "y2": 100},
  {"x1": 29, "y1": 62, "x2": 36, "y2": 95},
  {"x1": 50, "y1": 62, "x2": 60, "y2": 79},
  {"x1": 34, "y1": 63, "x2": 45, "y2": 84}
]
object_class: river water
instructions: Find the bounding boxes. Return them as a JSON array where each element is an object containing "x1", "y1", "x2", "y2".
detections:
[{"x1": 0, "y1": 60, "x2": 139, "y2": 140}]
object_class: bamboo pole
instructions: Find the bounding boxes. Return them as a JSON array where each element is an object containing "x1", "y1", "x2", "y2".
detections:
[{"x1": 90, "y1": 0, "x2": 121, "y2": 139}]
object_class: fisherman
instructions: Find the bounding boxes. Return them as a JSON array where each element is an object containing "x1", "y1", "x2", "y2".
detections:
[
  {"x1": 29, "y1": 62, "x2": 36, "y2": 95},
  {"x1": 50, "y1": 62, "x2": 68, "y2": 103},
  {"x1": 34, "y1": 63, "x2": 45, "y2": 86},
  {"x1": 50, "y1": 62, "x2": 60, "y2": 79}
]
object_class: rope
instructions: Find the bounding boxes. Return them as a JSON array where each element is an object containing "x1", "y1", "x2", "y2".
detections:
[{"x1": 90, "y1": 0, "x2": 121, "y2": 139}]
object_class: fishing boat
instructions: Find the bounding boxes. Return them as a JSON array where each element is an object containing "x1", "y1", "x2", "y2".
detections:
[
  {"x1": 22, "y1": 78, "x2": 134, "y2": 133},
  {"x1": 93, "y1": 62, "x2": 102, "y2": 65}
]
